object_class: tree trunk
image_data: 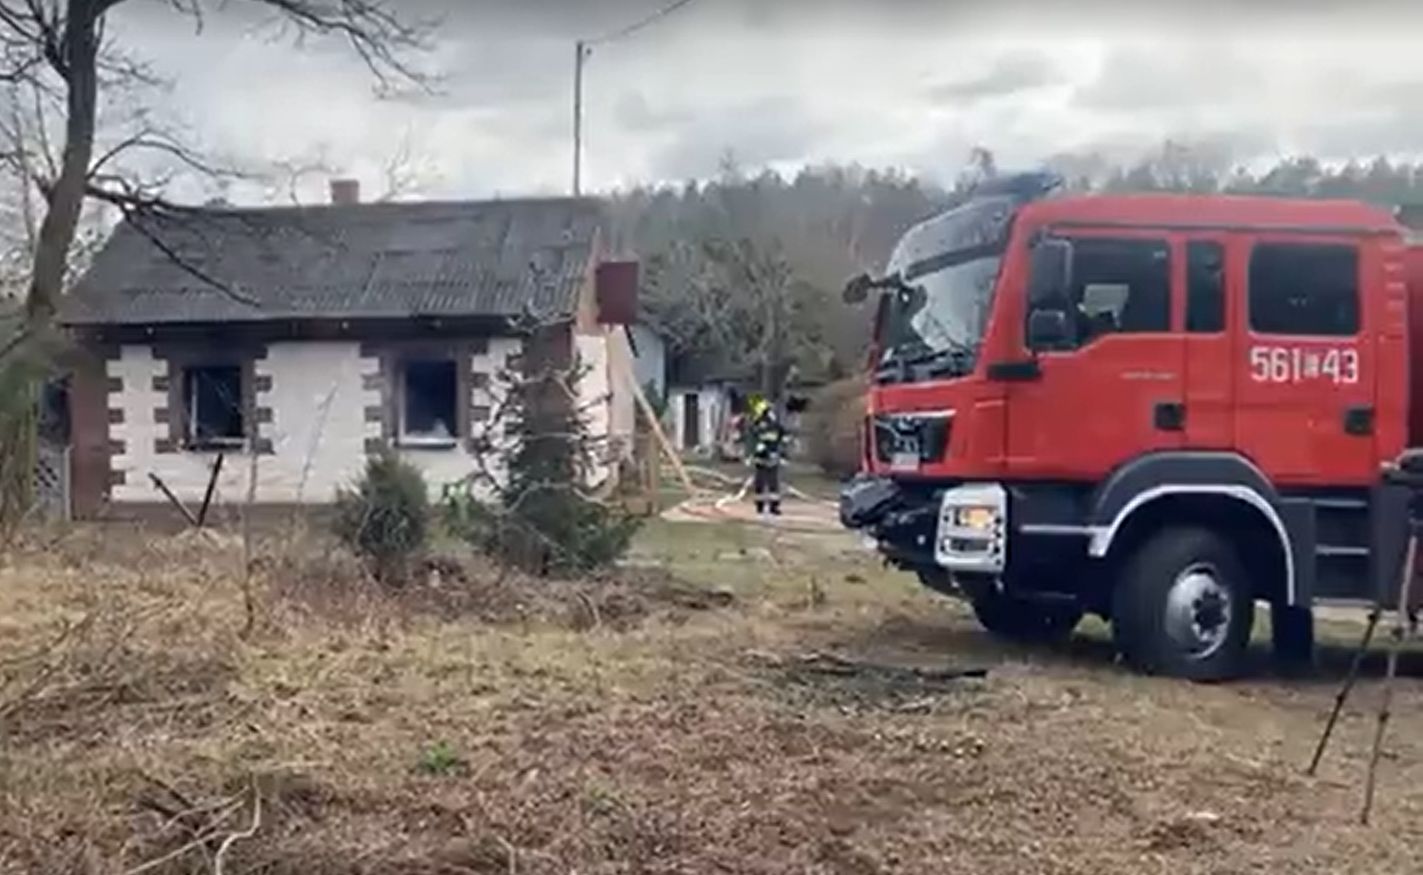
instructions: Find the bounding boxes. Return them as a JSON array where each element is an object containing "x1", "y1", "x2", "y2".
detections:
[{"x1": 25, "y1": 0, "x2": 101, "y2": 328}]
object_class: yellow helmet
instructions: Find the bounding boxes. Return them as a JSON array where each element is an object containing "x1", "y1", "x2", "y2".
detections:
[{"x1": 749, "y1": 395, "x2": 769, "y2": 416}]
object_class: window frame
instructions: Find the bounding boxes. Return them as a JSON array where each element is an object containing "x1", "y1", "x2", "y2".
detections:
[
  {"x1": 1031, "y1": 232, "x2": 1173, "y2": 350},
  {"x1": 181, "y1": 363, "x2": 247, "y2": 450},
  {"x1": 396, "y1": 356, "x2": 462, "y2": 448},
  {"x1": 367, "y1": 337, "x2": 491, "y2": 454},
  {"x1": 1185, "y1": 239, "x2": 1226, "y2": 335},
  {"x1": 154, "y1": 344, "x2": 263, "y2": 455},
  {"x1": 1246, "y1": 240, "x2": 1362, "y2": 338}
]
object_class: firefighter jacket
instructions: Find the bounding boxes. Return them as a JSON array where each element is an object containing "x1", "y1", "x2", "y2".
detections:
[{"x1": 748, "y1": 411, "x2": 786, "y2": 467}]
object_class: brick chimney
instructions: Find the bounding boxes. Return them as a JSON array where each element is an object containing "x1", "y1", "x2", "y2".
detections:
[{"x1": 329, "y1": 178, "x2": 360, "y2": 205}]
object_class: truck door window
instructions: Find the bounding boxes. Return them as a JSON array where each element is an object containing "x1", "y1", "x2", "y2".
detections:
[
  {"x1": 1068, "y1": 238, "x2": 1170, "y2": 345},
  {"x1": 1186, "y1": 241, "x2": 1225, "y2": 333},
  {"x1": 1248, "y1": 243, "x2": 1359, "y2": 336}
]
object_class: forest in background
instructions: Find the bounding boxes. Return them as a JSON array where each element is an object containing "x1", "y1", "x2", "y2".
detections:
[{"x1": 613, "y1": 145, "x2": 1423, "y2": 398}]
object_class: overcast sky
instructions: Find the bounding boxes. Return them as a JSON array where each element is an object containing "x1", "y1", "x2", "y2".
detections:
[{"x1": 106, "y1": 0, "x2": 1423, "y2": 204}]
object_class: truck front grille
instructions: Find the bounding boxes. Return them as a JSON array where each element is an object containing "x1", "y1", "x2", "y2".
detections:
[{"x1": 872, "y1": 412, "x2": 953, "y2": 465}]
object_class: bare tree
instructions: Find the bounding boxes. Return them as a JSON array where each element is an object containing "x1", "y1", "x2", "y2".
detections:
[
  {"x1": 263, "y1": 124, "x2": 436, "y2": 206},
  {"x1": 0, "y1": 0, "x2": 432, "y2": 338}
]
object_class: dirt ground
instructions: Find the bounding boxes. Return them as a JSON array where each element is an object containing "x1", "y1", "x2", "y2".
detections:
[{"x1": 4, "y1": 508, "x2": 1423, "y2": 874}]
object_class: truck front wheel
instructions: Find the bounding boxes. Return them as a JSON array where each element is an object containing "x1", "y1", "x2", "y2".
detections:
[
  {"x1": 915, "y1": 569, "x2": 1083, "y2": 643},
  {"x1": 969, "y1": 589, "x2": 1083, "y2": 644},
  {"x1": 1112, "y1": 527, "x2": 1255, "y2": 681}
]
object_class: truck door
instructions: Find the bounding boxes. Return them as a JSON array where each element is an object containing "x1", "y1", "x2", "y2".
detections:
[
  {"x1": 1182, "y1": 237, "x2": 1233, "y2": 448},
  {"x1": 1006, "y1": 233, "x2": 1186, "y2": 479},
  {"x1": 1233, "y1": 238, "x2": 1375, "y2": 486}
]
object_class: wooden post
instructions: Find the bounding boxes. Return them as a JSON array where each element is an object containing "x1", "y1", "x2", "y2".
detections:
[
  {"x1": 196, "y1": 452, "x2": 224, "y2": 527},
  {"x1": 148, "y1": 472, "x2": 199, "y2": 528}
]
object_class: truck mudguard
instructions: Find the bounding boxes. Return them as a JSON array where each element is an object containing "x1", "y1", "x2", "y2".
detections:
[{"x1": 1085, "y1": 451, "x2": 1300, "y2": 603}]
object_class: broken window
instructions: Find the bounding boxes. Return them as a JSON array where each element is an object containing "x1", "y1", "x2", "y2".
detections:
[
  {"x1": 400, "y1": 359, "x2": 458, "y2": 444},
  {"x1": 183, "y1": 364, "x2": 245, "y2": 447}
]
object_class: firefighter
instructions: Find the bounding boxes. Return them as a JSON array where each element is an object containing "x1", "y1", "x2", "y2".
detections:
[{"x1": 745, "y1": 395, "x2": 786, "y2": 516}]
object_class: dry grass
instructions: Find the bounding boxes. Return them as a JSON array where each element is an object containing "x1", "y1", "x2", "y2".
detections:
[{"x1": 4, "y1": 516, "x2": 1423, "y2": 874}]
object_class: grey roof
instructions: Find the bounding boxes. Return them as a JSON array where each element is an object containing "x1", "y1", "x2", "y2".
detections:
[{"x1": 62, "y1": 197, "x2": 603, "y2": 326}]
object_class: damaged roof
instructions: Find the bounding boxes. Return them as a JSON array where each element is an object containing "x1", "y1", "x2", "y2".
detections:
[{"x1": 62, "y1": 197, "x2": 603, "y2": 326}]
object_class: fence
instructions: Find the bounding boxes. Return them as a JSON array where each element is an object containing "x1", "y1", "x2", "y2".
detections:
[{"x1": 32, "y1": 441, "x2": 69, "y2": 523}]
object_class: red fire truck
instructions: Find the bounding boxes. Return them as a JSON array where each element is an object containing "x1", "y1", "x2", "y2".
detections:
[{"x1": 839, "y1": 173, "x2": 1423, "y2": 680}]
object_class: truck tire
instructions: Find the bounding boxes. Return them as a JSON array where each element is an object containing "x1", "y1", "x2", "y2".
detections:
[
  {"x1": 914, "y1": 567, "x2": 957, "y2": 598},
  {"x1": 1112, "y1": 527, "x2": 1255, "y2": 681},
  {"x1": 969, "y1": 589, "x2": 1083, "y2": 644},
  {"x1": 915, "y1": 568, "x2": 1082, "y2": 643}
]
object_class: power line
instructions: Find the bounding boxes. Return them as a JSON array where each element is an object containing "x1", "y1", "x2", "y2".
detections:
[
  {"x1": 585, "y1": 0, "x2": 700, "y2": 48},
  {"x1": 573, "y1": 0, "x2": 703, "y2": 195}
]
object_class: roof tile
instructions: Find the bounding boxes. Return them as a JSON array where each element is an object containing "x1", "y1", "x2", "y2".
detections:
[{"x1": 62, "y1": 197, "x2": 602, "y2": 326}]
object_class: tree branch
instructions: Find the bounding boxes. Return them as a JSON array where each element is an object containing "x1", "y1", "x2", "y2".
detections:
[
  {"x1": 247, "y1": 0, "x2": 435, "y2": 96},
  {"x1": 81, "y1": 180, "x2": 261, "y2": 307}
]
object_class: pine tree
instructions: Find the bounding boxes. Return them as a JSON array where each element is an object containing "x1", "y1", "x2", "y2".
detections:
[{"x1": 444, "y1": 345, "x2": 640, "y2": 577}]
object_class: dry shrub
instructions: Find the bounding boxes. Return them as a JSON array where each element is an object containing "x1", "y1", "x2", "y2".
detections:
[
  {"x1": 263, "y1": 538, "x2": 733, "y2": 633},
  {"x1": 0, "y1": 523, "x2": 743, "y2": 875},
  {"x1": 802, "y1": 375, "x2": 866, "y2": 479},
  {"x1": 332, "y1": 451, "x2": 430, "y2": 585}
]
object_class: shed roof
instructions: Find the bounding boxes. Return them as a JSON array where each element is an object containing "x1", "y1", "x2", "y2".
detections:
[{"x1": 62, "y1": 197, "x2": 603, "y2": 327}]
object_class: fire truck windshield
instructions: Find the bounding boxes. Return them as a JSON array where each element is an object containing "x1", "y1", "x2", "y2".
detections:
[
  {"x1": 869, "y1": 189, "x2": 1033, "y2": 383},
  {"x1": 876, "y1": 253, "x2": 1001, "y2": 380}
]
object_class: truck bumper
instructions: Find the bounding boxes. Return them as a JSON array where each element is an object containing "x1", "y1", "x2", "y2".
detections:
[
  {"x1": 840, "y1": 476, "x2": 1009, "y2": 574},
  {"x1": 842, "y1": 475, "x2": 1095, "y2": 600}
]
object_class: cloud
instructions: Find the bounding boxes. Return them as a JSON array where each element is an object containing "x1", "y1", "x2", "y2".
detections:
[
  {"x1": 926, "y1": 53, "x2": 1056, "y2": 103},
  {"x1": 613, "y1": 90, "x2": 692, "y2": 134},
  {"x1": 1072, "y1": 46, "x2": 1260, "y2": 113},
  {"x1": 83, "y1": 0, "x2": 1423, "y2": 205},
  {"x1": 644, "y1": 96, "x2": 832, "y2": 181}
]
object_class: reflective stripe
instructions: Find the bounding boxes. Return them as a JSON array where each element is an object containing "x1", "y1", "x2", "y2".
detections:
[{"x1": 1089, "y1": 484, "x2": 1296, "y2": 604}]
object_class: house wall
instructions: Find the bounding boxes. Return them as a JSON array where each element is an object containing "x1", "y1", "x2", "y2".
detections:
[
  {"x1": 667, "y1": 385, "x2": 730, "y2": 453},
  {"x1": 574, "y1": 332, "x2": 613, "y2": 483},
  {"x1": 98, "y1": 337, "x2": 520, "y2": 512},
  {"x1": 629, "y1": 325, "x2": 666, "y2": 401}
]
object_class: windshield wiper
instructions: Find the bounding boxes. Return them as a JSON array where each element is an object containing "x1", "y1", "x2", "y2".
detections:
[
  {"x1": 876, "y1": 342, "x2": 975, "y2": 384},
  {"x1": 868, "y1": 271, "x2": 978, "y2": 381}
]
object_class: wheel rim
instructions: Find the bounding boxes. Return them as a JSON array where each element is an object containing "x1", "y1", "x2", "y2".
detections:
[{"x1": 1163, "y1": 562, "x2": 1232, "y2": 659}]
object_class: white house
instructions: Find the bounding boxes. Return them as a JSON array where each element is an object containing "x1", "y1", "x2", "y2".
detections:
[{"x1": 60, "y1": 184, "x2": 644, "y2": 519}]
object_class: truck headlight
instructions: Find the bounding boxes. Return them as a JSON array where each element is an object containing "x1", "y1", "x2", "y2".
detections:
[
  {"x1": 934, "y1": 483, "x2": 1008, "y2": 574},
  {"x1": 953, "y1": 506, "x2": 997, "y2": 531}
]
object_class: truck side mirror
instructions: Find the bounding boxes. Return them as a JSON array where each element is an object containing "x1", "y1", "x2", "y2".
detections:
[
  {"x1": 1027, "y1": 237, "x2": 1073, "y2": 307},
  {"x1": 1027, "y1": 308, "x2": 1069, "y2": 350},
  {"x1": 842, "y1": 273, "x2": 872, "y2": 304},
  {"x1": 867, "y1": 293, "x2": 889, "y2": 367}
]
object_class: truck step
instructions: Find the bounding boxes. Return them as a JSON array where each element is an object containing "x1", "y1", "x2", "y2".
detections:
[
  {"x1": 1315, "y1": 545, "x2": 1370, "y2": 558},
  {"x1": 1311, "y1": 497, "x2": 1369, "y2": 511}
]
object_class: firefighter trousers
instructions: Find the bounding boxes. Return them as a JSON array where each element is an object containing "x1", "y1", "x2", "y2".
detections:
[{"x1": 753, "y1": 463, "x2": 781, "y2": 515}]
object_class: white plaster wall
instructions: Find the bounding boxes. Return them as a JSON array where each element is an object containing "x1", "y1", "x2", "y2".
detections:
[
  {"x1": 107, "y1": 345, "x2": 177, "y2": 503},
  {"x1": 605, "y1": 329, "x2": 636, "y2": 447},
  {"x1": 108, "y1": 341, "x2": 372, "y2": 506},
  {"x1": 667, "y1": 386, "x2": 729, "y2": 452},
  {"x1": 575, "y1": 333, "x2": 613, "y2": 483},
  {"x1": 265, "y1": 342, "x2": 373, "y2": 502},
  {"x1": 106, "y1": 337, "x2": 521, "y2": 507}
]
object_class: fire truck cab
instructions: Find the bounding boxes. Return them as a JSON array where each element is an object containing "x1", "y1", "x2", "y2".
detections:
[{"x1": 840, "y1": 173, "x2": 1417, "y2": 680}]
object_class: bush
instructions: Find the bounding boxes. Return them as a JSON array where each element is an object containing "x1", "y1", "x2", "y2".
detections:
[
  {"x1": 333, "y1": 450, "x2": 430, "y2": 585},
  {"x1": 803, "y1": 376, "x2": 867, "y2": 479}
]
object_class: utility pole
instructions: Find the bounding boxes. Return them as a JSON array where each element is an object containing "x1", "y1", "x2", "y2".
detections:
[
  {"x1": 572, "y1": 40, "x2": 586, "y2": 197},
  {"x1": 570, "y1": 0, "x2": 700, "y2": 197}
]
